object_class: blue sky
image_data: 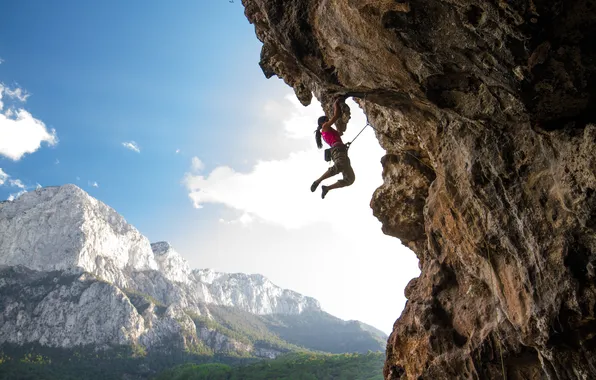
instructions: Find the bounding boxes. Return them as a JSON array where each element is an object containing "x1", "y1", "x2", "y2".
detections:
[
  {"x1": 0, "y1": 0, "x2": 283, "y2": 232},
  {"x1": 0, "y1": 1, "x2": 419, "y2": 333}
]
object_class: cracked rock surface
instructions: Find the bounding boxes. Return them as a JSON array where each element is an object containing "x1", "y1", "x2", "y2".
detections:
[{"x1": 242, "y1": 0, "x2": 596, "y2": 378}]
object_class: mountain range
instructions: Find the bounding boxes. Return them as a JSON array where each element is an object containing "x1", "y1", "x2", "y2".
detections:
[{"x1": 0, "y1": 185, "x2": 386, "y2": 366}]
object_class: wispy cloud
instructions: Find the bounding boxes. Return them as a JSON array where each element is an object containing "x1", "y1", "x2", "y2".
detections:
[
  {"x1": 4, "y1": 87, "x2": 29, "y2": 102},
  {"x1": 0, "y1": 168, "x2": 30, "y2": 201},
  {"x1": 122, "y1": 141, "x2": 140, "y2": 153},
  {"x1": 176, "y1": 149, "x2": 181, "y2": 154},
  {"x1": 7, "y1": 190, "x2": 27, "y2": 201},
  {"x1": 55, "y1": 158, "x2": 60, "y2": 165},
  {"x1": 89, "y1": 181, "x2": 99, "y2": 188},
  {"x1": 0, "y1": 168, "x2": 8, "y2": 185},
  {"x1": 191, "y1": 157, "x2": 204, "y2": 172},
  {"x1": 8, "y1": 179, "x2": 25, "y2": 189},
  {"x1": 0, "y1": 84, "x2": 58, "y2": 161},
  {"x1": 219, "y1": 212, "x2": 255, "y2": 226},
  {"x1": 0, "y1": 168, "x2": 26, "y2": 189}
]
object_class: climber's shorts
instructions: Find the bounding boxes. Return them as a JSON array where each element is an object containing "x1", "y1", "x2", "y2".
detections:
[{"x1": 327, "y1": 145, "x2": 355, "y2": 186}]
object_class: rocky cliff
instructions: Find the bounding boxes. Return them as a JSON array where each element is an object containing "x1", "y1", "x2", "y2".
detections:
[
  {"x1": 0, "y1": 185, "x2": 320, "y2": 317},
  {"x1": 193, "y1": 269, "x2": 319, "y2": 314},
  {"x1": 0, "y1": 185, "x2": 384, "y2": 358},
  {"x1": 241, "y1": 0, "x2": 596, "y2": 378}
]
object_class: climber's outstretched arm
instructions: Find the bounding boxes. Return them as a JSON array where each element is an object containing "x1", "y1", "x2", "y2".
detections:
[{"x1": 321, "y1": 99, "x2": 342, "y2": 132}]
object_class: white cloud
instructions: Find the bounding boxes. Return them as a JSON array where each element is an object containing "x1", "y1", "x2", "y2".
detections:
[
  {"x1": 239, "y1": 212, "x2": 254, "y2": 224},
  {"x1": 176, "y1": 149, "x2": 181, "y2": 154},
  {"x1": 0, "y1": 58, "x2": 4, "y2": 65},
  {"x1": 219, "y1": 212, "x2": 256, "y2": 226},
  {"x1": 36, "y1": 183, "x2": 42, "y2": 189},
  {"x1": 181, "y1": 94, "x2": 420, "y2": 333},
  {"x1": 55, "y1": 158, "x2": 60, "y2": 165},
  {"x1": 76, "y1": 176, "x2": 81, "y2": 181},
  {"x1": 191, "y1": 157, "x2": 204, "y2": 172},
  {"x1": 0, "y1": 168, "x2": 8, "y2": 185},
  {"x1": 0, "y1": 168, "x2": 28, "y2": 200},
  {"x1": 122, "y1": 141, "x2": 140, "y2": 153},
  {"x1": 0, "y1": 84, "x2": 58, "y2": 161},
  {"x1": 279, "y1": 94, "x2": 325, "y2": 140},
  {"x1": 8, "y1": 179, "x2": 25, "y2": 189},
  {"x1": 0, "y1": 169, "x2": 28, "y2": 191},
  {"x1": 4, "y1": 87, "x2": 29, "y2": 102},
  {"x1": 183, "y1": 98, "x2": 385, "y2": 235},
  {"x1": 7, "y1": 190, "x2": 27, "y2": 201},
  {"x1": 89, "y1": 181, "x2": 99, "y2": 188}
]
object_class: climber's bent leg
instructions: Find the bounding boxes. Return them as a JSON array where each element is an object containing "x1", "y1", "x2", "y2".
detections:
[
  {"x1": 311, "y1": 165, "x2": 339, "y2": 192},
  {"x1": 321, "y1": 153, "x2": 355, "y2": 198}
]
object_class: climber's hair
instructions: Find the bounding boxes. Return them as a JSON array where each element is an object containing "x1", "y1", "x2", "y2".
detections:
[{"x1": 315, "y1": 116, "x2": 328, "y2": 149}]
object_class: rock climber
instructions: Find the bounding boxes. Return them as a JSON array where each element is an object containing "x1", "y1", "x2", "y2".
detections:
[{"x1": 310, "y1": 97, "x2": 355, "y2": 199}]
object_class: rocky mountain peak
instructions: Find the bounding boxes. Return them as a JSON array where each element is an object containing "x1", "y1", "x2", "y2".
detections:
[
  {"x1": 150, "y1": 241, "x2": 192, "y2": 284},
  {"x1": 193, "y1": 269, "x2": 321, "y2": 314},
  {"x1": 0, "y1": 184, "x2": 157, "y2": 285},
  {"x1": 0, "y1": 184, "x2": 385, "y2": 360},
  {"x1": 150, "y1": 241, "x2": 174, "y2": 255},
  {"x1": 0, "y1": 184, "x2": 321, "y2": 316}
]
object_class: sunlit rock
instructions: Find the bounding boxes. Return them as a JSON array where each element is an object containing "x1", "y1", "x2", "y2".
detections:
[{"x1": 242, "y1": 0, "x2": 596, "y2": 377}]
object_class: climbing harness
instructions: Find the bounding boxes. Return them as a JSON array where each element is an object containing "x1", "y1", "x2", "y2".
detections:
[
  {"x1": 320, "y1": 102, "x2": 371, "y2": 162},
  {"x1": 323, "y1": 118, "x2": 370, "y2": 162}
]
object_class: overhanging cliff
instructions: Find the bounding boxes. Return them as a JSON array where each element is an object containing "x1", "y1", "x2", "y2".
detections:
[{"x1": 241, "y1": 0, "x2": 596, "y2": 378}]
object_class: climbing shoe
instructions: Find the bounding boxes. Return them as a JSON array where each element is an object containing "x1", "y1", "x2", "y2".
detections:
[
  {"x1": 321, "y1": 185, "x2": 329, "y2": 199},
  {"x1": 311, "y1": 181, "x2": 319, "y2": 192}
]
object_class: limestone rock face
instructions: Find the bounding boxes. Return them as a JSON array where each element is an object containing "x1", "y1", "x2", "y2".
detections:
[
  {"x1": 242, "y1": 0, "x2": 596, "y2": 378},
  {"x1": 0, "y1": 186, "x2": 320, "y2": 317},
  {"x1": 0, "y1": 185, "x2": 338, "y2": 358},
  {"x1": 193, "y1": 269, "x2": 321, "y2": 314},
  {"x1": 198, "y1": 327, "x2": 252, "y2": 353},
  {"x1": 0, "y1": 185, "x2": 158, "y2": 286},
  {"x1": 137, "y1": 304, "x2": 200, "y2": 350},
  {"x1": 0, "y1": 267, "x2": 145, "y2": 348},
  {"x1": 151, "y1": 242, "x2": 193, "y2": 285}
]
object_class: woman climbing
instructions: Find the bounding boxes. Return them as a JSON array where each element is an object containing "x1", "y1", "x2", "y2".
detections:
[{"x1": 310, "y1": 98, "x2": 356, "y2": 199}]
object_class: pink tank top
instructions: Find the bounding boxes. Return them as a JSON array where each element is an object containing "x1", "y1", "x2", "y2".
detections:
[{"x1": 321, "y1": 129, "x2": 343, "y2": 147}]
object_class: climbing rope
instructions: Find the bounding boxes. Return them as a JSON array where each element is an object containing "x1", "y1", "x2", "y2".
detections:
[{"x1": 345, "y1": 122, "x2": 370, "y2": 149}]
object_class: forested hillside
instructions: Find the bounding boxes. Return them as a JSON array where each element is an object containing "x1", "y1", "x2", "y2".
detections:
[{"x1": 156, "y1": 352, "x2": 385, "y2": 380}]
